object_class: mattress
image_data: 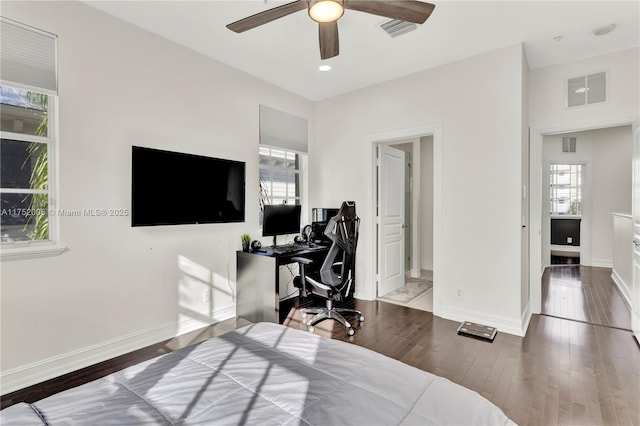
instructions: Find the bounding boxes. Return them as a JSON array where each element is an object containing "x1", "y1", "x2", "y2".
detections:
[{"x1": 1, "y1": 322, "x2": 516, "y2": 425}]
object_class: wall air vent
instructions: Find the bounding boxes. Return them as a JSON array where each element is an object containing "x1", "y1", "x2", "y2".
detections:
[
  {"x1": 379, "y1": 19, "x2": 417, "y2": 38},
  {"x1": 562, "y1": 136, "x2": 576, "y2": 153},
  {"x1": 567, "y1": 71, "x2": 606, "y2": 108}
]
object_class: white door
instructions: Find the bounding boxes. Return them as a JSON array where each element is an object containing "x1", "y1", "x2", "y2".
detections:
[
  {"x1": 378, "y1": 145, "x2": 406, "y2": 296},
  {"x1": 632, "y1": 127, "x2": 640, "y2": 343}
]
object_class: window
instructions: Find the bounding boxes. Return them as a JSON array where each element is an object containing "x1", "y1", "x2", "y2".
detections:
[
  {"x1": 1, "y1": 18, "x2": 59, "y2": 258},
  {"x1": 259, "y1": 146, "x2": 302, "y2": 224},
  {"x1": 549, "y1": 164, "x2": 582, "y2": 216},
  {"x1": 1, "y1": 87, "x2": 52, "y2": 243}
]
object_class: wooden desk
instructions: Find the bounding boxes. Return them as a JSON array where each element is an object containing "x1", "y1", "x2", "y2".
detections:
[{"x1": 236, "y1": 244, "x2": 329, "y2": 324}]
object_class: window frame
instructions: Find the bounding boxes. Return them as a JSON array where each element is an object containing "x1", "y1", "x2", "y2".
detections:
[
  {"x1": 549, "y1": 163, "x2": 583, "y2": 217},
  {"x1": 1, "y1": 87, "x2": 63, "y2": 260}
]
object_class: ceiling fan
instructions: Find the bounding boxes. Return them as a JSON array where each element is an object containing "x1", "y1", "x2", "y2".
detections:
[{"x1": 226, "y1": 0, "x2": 435, "y2": 60}]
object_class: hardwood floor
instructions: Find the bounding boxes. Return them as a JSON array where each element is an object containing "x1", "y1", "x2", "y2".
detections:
[
  {"x1": 3, "y1": 299, "x2": 639, "y2": 425},
  {"x1": 542, "y1": 265, "x2": 632, "y2": 330}
]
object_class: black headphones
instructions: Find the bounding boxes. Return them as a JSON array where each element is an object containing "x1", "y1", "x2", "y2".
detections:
[
  {"x1": 302, "y1": 224, "x2": 312, "y2": 242},
  {"x1": 250, "y1": 240, "x2": 262, "y2": 251}
]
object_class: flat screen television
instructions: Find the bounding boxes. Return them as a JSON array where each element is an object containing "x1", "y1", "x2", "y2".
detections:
[
  {"x1": 131, "y1": 146, "x2": 245, "y2": 226},
  {"x1": 262, "y1": 204, "x2": 301, "y2": 240}
]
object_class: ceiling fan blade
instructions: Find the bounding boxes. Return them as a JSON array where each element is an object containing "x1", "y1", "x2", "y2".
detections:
[
  {"x1": 345, "y1": 0, "x2": 435, "y2": 24},
  {"x1": 319, "y1": 21, "x2": 339, "y2": 59},
  {"x1": 227, "y1": 1, "x2": 307, "y2": 33}
]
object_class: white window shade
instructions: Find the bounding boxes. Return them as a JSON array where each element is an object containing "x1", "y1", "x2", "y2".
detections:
[
  {"x1": 1, "y1": 18, "x2": 57, "y2": 94},
  {"x1": 259, "y1": 105, "x2": 308, "y2": 153}
]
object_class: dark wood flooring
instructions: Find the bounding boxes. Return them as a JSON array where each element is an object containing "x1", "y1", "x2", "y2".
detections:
[
  {"x1": 3, "y1": 299, "x2": 639, "y2": 426},
  {"x1": 542, "y1": 265, "x2": 632, "y2": 330}
]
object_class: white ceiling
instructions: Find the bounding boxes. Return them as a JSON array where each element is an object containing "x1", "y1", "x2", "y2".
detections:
[{"x1": 84, "y1": 1, "x2": 639, "y2": 101}]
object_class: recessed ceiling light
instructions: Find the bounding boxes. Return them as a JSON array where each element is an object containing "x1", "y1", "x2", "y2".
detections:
[
  {"x1": 593, "y1": 23, "x2": 616, "y2": 36},
  {"x1": 319, "y1": 64, "x2": 331, "y2": 72}
]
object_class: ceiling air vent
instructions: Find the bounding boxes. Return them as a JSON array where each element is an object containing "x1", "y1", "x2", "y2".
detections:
[
  {"x1": 379, "y1": 19, "x2": 417, "y2": 38},
  {"x1": 562, "y1": 137, "x2": 577, "y2": 153}
]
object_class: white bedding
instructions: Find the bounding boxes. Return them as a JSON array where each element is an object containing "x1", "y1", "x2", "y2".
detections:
[{"x1": 1, "y1": 322, "x2": 516, "y2": 425}]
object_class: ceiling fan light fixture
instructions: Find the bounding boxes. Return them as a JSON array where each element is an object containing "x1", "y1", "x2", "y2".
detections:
[{"x1": 308, "y1": 0, "x2": 344, "y2": 23}]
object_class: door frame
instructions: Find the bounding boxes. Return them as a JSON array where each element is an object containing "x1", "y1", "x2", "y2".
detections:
[
  {"x1": 369, "y1": 123, "x2": 442, "y2": 315},
  {"x1": 529, "y1": 115, "x2": 638, "y2": 314},
  {"x1": 632, "y1": 127, "x2": 640, "y2": 343}
]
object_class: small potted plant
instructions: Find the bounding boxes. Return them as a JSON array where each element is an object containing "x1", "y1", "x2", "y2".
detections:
[{"x1": 241, "y1": 234, "x2": 251, "y2": 252}]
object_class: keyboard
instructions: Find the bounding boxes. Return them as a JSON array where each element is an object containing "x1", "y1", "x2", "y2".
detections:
[{"x1": 271, "y1": 244, "x2": 302, "y2": 255}]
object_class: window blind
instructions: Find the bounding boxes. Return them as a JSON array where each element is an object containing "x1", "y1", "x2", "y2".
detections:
[
  {"x1": 259, "y1": 105, "x2": 308, "y2": 153},
  {"x1": 1, "y1": 18, "x2": 57, "y2": 94}
]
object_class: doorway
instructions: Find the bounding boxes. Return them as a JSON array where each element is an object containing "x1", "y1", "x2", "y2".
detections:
[
  {"x1": 546, "y1": 161, "x2": 588, "y2": 266},
  {"x1": 367, "y1": 124, "x2": 442, "y2": 315},
  {"x1": 531, "y1": 122, "x2": 635, "y2": 330},
  {"x1": 375, "y1": 137, "x2": 434, "y2": 312}
]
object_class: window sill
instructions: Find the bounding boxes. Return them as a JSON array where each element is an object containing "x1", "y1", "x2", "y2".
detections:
[{"x1": 1, "y1": 243, "x2": 66, "y2": 261}]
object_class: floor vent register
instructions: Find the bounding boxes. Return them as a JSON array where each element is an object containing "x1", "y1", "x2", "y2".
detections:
[{"x1": 457, "y1": 321, "x2": 497, "y2": 342}]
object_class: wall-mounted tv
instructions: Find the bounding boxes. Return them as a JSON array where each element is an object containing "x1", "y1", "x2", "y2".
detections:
[{"x1": 131, "y1": 146, "x2": 245, "y2": 227}]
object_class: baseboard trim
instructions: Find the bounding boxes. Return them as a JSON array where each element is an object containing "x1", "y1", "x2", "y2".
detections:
[
  {"x1": 439, "y1": 305, "x2": 527, "y2": 337},
  {"x1": 590, "y1": 259, "x2": 613, "y2": 268},
  {"x1": 420, "y1": 262, "x2": 433, "y2": 271},
  {"x1": 521, "y1": 304, "x2": 532, "y2": 336},
  {"x1": 0, "y1": 305, "x2": 235, "y2": 395},
  {"x1": 611, "y1": 269, "x2": 632, "y2": 307}
]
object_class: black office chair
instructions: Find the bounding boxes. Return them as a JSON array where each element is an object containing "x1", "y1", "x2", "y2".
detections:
[{"x1": 293, "y1": 201, "x2": 364, "y2": 336}]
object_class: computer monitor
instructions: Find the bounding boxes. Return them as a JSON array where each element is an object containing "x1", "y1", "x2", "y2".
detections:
[{"x1": 262, "y1": 204, "x2": 301, "y2": 245}]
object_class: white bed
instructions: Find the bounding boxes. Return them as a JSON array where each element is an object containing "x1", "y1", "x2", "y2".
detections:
[{"x1": 1, "y1": 322, "x2": 515, "y2": 425}]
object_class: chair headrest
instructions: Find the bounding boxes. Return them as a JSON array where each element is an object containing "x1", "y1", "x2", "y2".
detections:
[{"x1": 334, "y1": 201, "x2": 357, "y2": 222}]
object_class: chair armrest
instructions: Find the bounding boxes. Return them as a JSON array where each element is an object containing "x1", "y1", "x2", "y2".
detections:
[
  {"x1": 306, "y1": 277, "x2": 332, "y2": 292},
  {"x1": 292, "y1": 256, "x2": 313, "y2": 265}
]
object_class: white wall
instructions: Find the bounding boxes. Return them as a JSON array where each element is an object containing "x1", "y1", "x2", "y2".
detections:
[
  {"x1": 612, "y1": 213, "x2": 633, "y2": 303},
  {"x1": 528, "y1": 48, "x2": 639, "y2": 314},
  {"x1": 311, "y1": 44, "x2": 528, "y2": 335},
  {"x1": 0, "y1": 1, "x2": 314, "y2": 393},
  {"x1": 542, "y1": 126, "x2": 633, "y2": 267},
  {"x1": 420, "y1": 136, "x2": 434, "y2": 270},
  {"x1": 529, "y1": 48, "x2": 639, "y2": 128}
]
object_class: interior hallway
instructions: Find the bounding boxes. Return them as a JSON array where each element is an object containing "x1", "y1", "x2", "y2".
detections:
[{"x1": 541, "y1": 265, "x2": 632, "y2": 330}]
